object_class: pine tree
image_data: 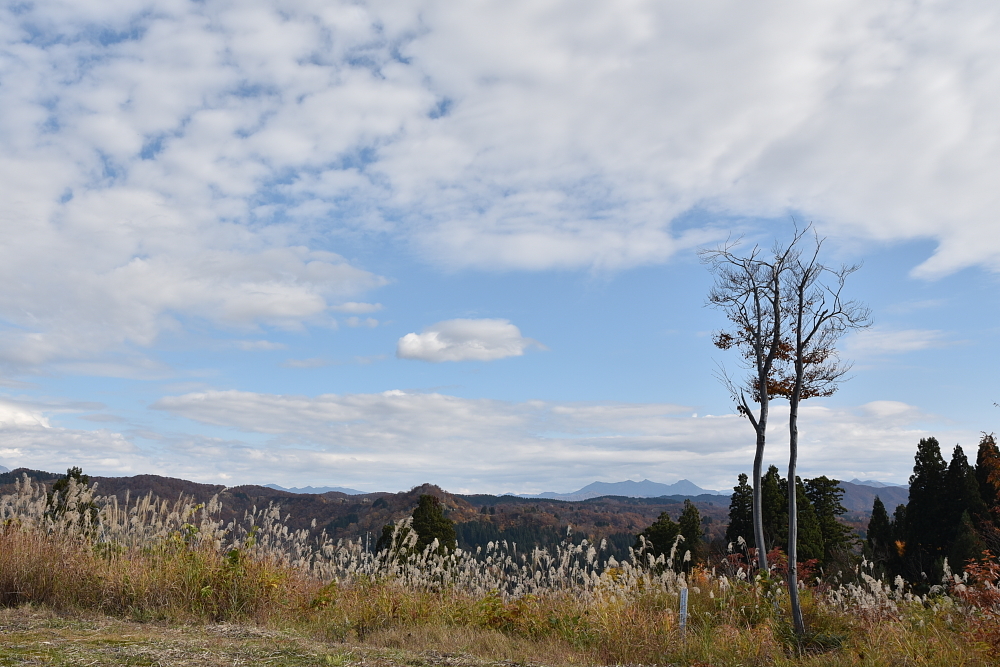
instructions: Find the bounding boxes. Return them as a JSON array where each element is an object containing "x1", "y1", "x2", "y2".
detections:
[
  {"x1": 866, "y1": 497, "x2": 892, "y2": 561},
  {"x1": 678, "y1": 499, "x2": 706, "y2": 564},
  {"x1": 906, "y1": 437, "x2": 949, "y2": 582},
  {"x1": 726, "y1": 473, "x2": 755, "y2": 547},
  {"x1": 945, "y1": 445, "x2": 985, "y2": 529},
  {"x1": 805, "y1": 476, "x2": 853, "y2": 564},
  {"x1": 793, "y1": 478, "x2": 824, "y2": 562},
  {"x1": 45, "y1": 467, "x2": 97, "y2": 525},
  {"x1": 866, "y1": 496, "x2": 897, "y2": 580},
  {"x1": 891, "y1": 504, "x2": 908, "y2": 549},
  {"x1": 634, "y1": 511, "x2": 681, "y2": 561},
  {"x1": 948, "y1": 510, "x2": 984, "y2": 571},
  {"x1": 411, "y1": 494, "x2": 457, "y2": 553},
  {"x1": 976, "y1": 433, "x2": 1000, "y2": 525},
  {"x1": 761, "y1": 465, "x2": 787, "y2": 552}
]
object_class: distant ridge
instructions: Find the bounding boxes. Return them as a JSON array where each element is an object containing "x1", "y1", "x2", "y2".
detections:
[
  {"x1": 848, "y1": 478, "x2": 906, "y2": 488},
  {"x1": 0, "y1": 464, "x2": 8, "y2": 473},
  {"x1": 521, "y1": 479, "x2": 724, "y2": 502},
  {"x1": 264, "y1": 483, "x2": 364, "y2": 495},
  {"x1": 839, "y1": 480, "x2": 909, "y2": 513}
]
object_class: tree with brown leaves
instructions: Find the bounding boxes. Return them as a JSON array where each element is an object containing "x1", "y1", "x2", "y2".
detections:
[
  {"x1": 773, "y1": 231, "x2": 870, "y2": 636},
  {"x1": 700, "y1": 229, "x2": 806, "y2": 573}
]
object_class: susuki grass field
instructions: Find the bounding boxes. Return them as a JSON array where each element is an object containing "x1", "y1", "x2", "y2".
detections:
[{"x1": 2, "y1": 475, "x2": 1000, "y2": 666}]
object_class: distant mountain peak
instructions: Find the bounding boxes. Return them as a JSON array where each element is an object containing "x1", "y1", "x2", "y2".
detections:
[
  {"x1": 521, "y1": 479, "x2": 723, "y2": 502},
  {"x1": 847, "y1": 478, "x2": 907, "y2": 488},
  {"x1": 264, "y1": 483, "x2": 364, "y2": 495}
]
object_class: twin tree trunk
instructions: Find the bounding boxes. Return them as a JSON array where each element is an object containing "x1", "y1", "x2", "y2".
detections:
[{"x1": 704, "y1": 227, "x2": 870, "y2": 640}]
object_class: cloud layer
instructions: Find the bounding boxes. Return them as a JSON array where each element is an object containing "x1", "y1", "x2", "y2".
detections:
[
  {"x1": 397, "y1": 319, "x2": 541, "y2": 362},
  {"x1": 3, "y1": 0, "x2": 1000, "y2": 372},
  {"x1": 142, "y1": 390, "x2": 958, "y2": 491}
]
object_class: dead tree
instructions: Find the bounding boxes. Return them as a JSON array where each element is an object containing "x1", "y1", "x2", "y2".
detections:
[{"x1": 700, "y1": 230, "x2": 805, "y2": 573}]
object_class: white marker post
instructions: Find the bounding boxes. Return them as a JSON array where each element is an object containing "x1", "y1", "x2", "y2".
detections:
[{"x1": 679, "y1": 587, "x2": 689, "y2": 638}]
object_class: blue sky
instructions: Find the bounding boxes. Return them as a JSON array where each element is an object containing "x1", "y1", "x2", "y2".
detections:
[{"x1": 1, "y1": 0, "x2": 998, "y2": 493}]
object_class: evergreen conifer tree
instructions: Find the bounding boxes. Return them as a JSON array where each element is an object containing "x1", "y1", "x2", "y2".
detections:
[
  {"x1": 888, "y1": 503, "x2": 908, "y2": 578},
  {"x1": 866, "y1": 496, "x2": 892, "y2": 571},
  {"x1": 726, "y1": 473, "x2": 755, "y2": 547},
  {"x1": 411, "y1": 494, "x2": 456, "y2": 553},
  {"x1": 805, "y1": 476, "x2": 853, "y2": 564},
  {"x1": 678, "y1": 499, "x2": 706, "y2": 564},
  {"x1": 793, "y1": 478, "x2": 824, "y2": 562},
  {"x1": 976, "y1": 433, "x2": 1000, "y2": 525},
  {"x1": 634, "y1": 511, "x2": 681, "y2": 561},
  {"x1": 761, "y1": 465, "x2": 787, "y2": 551},
  {"x1": 946, "y1": 445, "x2": 985, "y2": 528},
  {"x1": 906, "y1": 437, "x2": 949, "y2": 581},
  {"x1": 867, "y1": 497, "x2": 891, "y2": 552}
]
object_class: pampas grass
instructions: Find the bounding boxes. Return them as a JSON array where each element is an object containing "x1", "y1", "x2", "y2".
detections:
[{"x1": 2, "y1": 474, "x2": 999, "y2": 665}]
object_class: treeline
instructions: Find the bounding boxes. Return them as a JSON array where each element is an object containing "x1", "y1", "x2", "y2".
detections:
[
  {"x1": 725, "y1": 468, "x2": 852, "y2": 568},
  {"x1": 866, "y1": 434, "x2": 1000, "y2": 586},
  {"x1": 456, "y1": 518, "x2": 635, "y2": 563}
]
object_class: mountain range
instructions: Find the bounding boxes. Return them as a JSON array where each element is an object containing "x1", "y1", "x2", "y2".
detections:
[
  {"x1": 264, "y1": 483, "x2": 364, "y2": 495},
  {"x1": 521, "y1": 479, "x2": 725, "y2": 501}
]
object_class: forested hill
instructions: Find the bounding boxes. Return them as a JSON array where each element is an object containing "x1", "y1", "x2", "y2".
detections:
[
  {"x1": 1, "y1": 467, "x2": 899, "y2": 562},
  {"x1": 1, "y1": 469, "x2": 731, "y2": 559}
]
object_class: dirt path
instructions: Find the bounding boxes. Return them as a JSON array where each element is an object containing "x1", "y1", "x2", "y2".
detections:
[{"x1": 0, "y1": 608, "x2": 528, "y2": 667}]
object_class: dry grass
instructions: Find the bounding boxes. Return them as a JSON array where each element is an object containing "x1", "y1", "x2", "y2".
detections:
[{"x1": 3, "y1": 475, "x2": 1000, "y2": 666}]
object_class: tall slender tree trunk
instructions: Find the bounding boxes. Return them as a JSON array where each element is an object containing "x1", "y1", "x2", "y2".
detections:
[
  {"x1": 787, "y1": 393, "x2": 805, "y2": 636},
  {"x1": 752, "y1": 413, "x2": 769, "y2": 572}
]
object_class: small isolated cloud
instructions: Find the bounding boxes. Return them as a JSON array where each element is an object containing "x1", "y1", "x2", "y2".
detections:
[
  {"x1": 235, "y1": 340, "x2": 287, "y2": 351},
  {"x1": 845, "y1": 328, "x2": 952, "y2": 356},
  {"x1": 282, "y1": 357, "x2": 330, "y2": 369},
  {"x1": 346, "y1": 317, "x2": 379, "y2": 328},
  {"x1": 333, "y1": 303, "x2": 383, "y2": 314},
  {"x1": 397, "y1": 319, "x2": 543, "y2": 362},
  {"x1": 78, "y1": 413, "x2": 127, "y2": 423}
]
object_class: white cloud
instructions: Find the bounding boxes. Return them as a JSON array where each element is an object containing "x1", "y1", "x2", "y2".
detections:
[
  {"x1": 397, "y1": 318, "x2": 542, "y2": 362},
  {"x1": 148, "y1": 389, "x2": 962, "y2": 491},
  {"x1": 0, "y1": 399, "x2": 140, "y2": 474},
  {"x1": 845, "y1": 327, "x2": 953, "y2": 356},
  {"x1": 345, "y1": 317, "x2": 379, "y2": 328},
  {"x1": 0, "y1": 400, "x2": 52, "y2": 428},
  {"x1": 332, "y1": 303, "x2": 383, "y2": 314},
  {"x1": 4, "y1": 0, "x2": 1000, "y2": 376}
]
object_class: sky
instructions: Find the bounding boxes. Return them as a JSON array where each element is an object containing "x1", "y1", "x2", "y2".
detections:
[{"x1": 1, "y1": 0, "x2": 999, "y2": 494}]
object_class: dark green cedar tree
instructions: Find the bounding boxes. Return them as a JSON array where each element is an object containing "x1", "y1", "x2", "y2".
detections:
[
  {"x1": 411, "y1": 494, "x2": 456, "y2": 554},
  {"x1": 726, "y1": 473, "x2": 755, "y2": 548},
  {"x1": 678, "y1": 499, "x2": 706, "y2": 564},
  {"x1": 805, "y1": 476, "x2": 853, "y2": 564},
  {"x1": 905, "y1": 437, "x2": 948, "y2": 580},
  {"x1": 634, "y1": 511, "x2": 681, "y2": 562}
]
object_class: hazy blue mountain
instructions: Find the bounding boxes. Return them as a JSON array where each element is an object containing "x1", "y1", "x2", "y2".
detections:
[
  {"x1": 0, "y1": 465, "x2": 9, "y2": 473},
  {"x1": 522, "y1": 479, "x2": 724, "y2": 501},
  {"x1": 848, "y1": 478, "x2": 906, "y2": 488},
  {"x1": 839, "y1": 480, "x2": 909, "y2": 513},
  {"x1": 264, "y1": 483, "x2": 364, "y2": 495}
]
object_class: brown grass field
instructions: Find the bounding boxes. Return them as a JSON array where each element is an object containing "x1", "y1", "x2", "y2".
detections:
[{"x1": 3, "y1": 475, "x2": 1000, "y2": 666}]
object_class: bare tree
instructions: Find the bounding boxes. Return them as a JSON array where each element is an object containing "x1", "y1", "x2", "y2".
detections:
[
  {"x1": 700, "y1": 230, "x2": 806, "y2": 572},
  {"x1": 775, "y1": 233, "x2": 871, "y2": 637}
]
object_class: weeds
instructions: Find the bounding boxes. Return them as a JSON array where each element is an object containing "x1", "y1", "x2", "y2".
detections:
[{"x1": 2, "y1": 474, "x2": 999, "y2": 665}]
